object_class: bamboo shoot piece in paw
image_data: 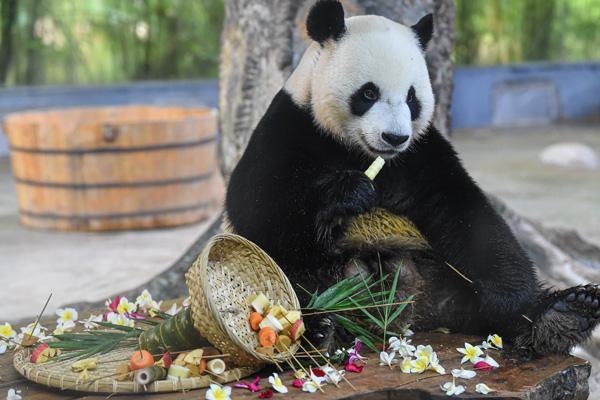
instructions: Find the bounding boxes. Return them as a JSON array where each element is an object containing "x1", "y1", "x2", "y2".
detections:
[{"x1": 364, "y1": 156, "x2": 385, "y2": 180}]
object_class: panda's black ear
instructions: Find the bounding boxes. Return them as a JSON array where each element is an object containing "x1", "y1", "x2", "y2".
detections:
[
  {"x1": 411, "y1": 13, "x2": 434, "y2": 50},
  {"x1": 306, "y1": 0, "x2": 346, "y2": 45}
]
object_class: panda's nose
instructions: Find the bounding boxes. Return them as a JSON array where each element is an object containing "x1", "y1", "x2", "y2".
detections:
[{"x1": 381, "y1": 132, "x2": 409, "y2": 146}]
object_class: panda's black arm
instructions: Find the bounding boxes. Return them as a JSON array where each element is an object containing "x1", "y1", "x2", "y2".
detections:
[{"x1": 390, "y1": 128, "x2": 539, "y2": 321}]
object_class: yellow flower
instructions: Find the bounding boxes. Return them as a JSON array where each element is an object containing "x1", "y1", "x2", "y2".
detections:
[
  {"x1": 106, "y1": 312, "x2": 135, "y2": 327},
  {"x1": 457, "y1": 343, "x2": 484, "y2": 364},
  {"x1": 410, "y1": 356, "x2": 429, "y2": 373},
  {"x1": 415, "y1": 344, "x2": 433, "y2": 359},
  {"x1": 205, "y1": 384, "x2": 232, "y2": 400},
  {"x1": 487, "y1": 334, "x2": 503, "y2": 349},
  {"x1": 56, "y1": 308, "x2": 78, "y2": 325},
  {"x1": 0, "y1": 323, "x2": 17, "y2": 339},
  {"x1": 116, "y1": 297, "x2": 136, "y2": 315},
  {"x1": 400, "y1": 357, "x2": 413, "y2": 374}
]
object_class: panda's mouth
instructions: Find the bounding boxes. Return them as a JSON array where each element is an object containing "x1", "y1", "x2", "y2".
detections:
[{"x1": 359, "y1": 135, "x2": 402, "y2": 157}]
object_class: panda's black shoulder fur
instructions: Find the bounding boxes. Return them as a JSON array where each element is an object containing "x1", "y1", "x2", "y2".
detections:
[{"x1": 227, "y1": 89, "x2": 538, "y2": 323}]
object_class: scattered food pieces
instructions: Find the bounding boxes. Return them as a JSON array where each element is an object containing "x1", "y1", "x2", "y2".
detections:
[
  {"x1": 155, "y1": 352, "x2": 172, "y2": 369},
  {"x1": 29, "y1": 343, "x2": 60, "y2": 363},
  {"x1": 167, "y1": 364, "x2": 191, "y2": 380},
  {"x1": 115, "y1": 362, "x2": 131, "y2": 381},
  {"x1": 249, "y1": 312, "x2": 263, "y2": 331},
  {"x1": 129, "y1": 350, "x2": 154, "y2": 371},
  {"x1": 71, "y1": 358, "x2": 98, "y2": 372},
  {"x1": 251, "y1": 293, "x2": 270, "y2": 315},
  {"x1": 258, "y1": 327, "x2": 277, "y2": 348},
  {"x1": 206, "y1": 359, "x2": 226, "y2": 375},
  {"x1": 135, "y1": 366, "x2": 167, "y2": 385}
]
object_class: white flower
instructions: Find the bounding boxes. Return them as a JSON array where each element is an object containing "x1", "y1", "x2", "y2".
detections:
[
  {"x1": 379, "y1": 351, "x2": 397, "y2": 367},
  {"x1": 53, "y1": 325, "x2": 66, "y2": 335},
  {"x1": 482, "y1": 355, "x2": 500, "y2": 368},
  {"x1": 80, "y1": 314, "x2": 103, "y2": 330},
  {"x1": 475, "y1": 383, "x2": 494, "y2": 394},
  {"x1": 451, "y1": 368, "x2": 477, "y2": 379},
  {"x1": 480, "y1": 340, "x2": 491, "y2": 350},
  {"x1": 16, "y1": 323, "x2": 48, "y2": 343},
  {"x1": 268, "y1": 373, "x2": 288, "y2": 394},
  {"x1": 205, "y1": 384, "x2": 231, "y2": 400},
  {"x1": 0, "y1": 341, "x2": 8, "y2": 355},
  {"x1": 321, "y1": 365, "x2": 344, "y2": 384},
  {"x1": 56, "y1": 308, "x2": 78, "y2": 325},
  {"x1": 6, "y1": 388, "x2": 23, "y2": 400},
  {"x1": 182, "y1": 296, "x2": 191, "y2": 308},
  {"x1": 106, "y1": 312, "x2": 135, "y2": 328},
  {"x1": 400, "y1": 357, "x2": 413, "y2": 373},
  {"x1": 457, "y1": 342, "x2": 483, "y2": 364},
  {"x1": 429, "y1": 352, "x2": 446, "y2": 374},
  {"x1": 0, "y1": 323, "x2": 17, "y2": 339},
  {"x1": 389, "y1": 336, "x2": 415, "y2": 357},
  {"x1": 410, "y1": 356, "x2": 429, "y2": 373},
  {"x1": 165, "y1": 303, "x2": 181, "y2": 316},
  {"x1": 116, "y1": 297, "x2": 136, "y2": 315},
  {"x1": 135, "y1": 290, "x2": 160, "y2": 311},
  {"x1": 309, "y1": 370, "x2": 327, "y2": 386},
  {"x1": 415, "y1": 344, "x2": 433, "y2": 359},
  {"x1": 487, "y1": 334, "x2": 503, "y2": 349},
  {"x1": 402, "y1": 327, "x2": 414, "y2": 337},
  {"x1": 441, "y1": 380, "x2": 465, "y2": 396},
  {"x1": 302, "y1": 380, "x2": 320, "y2": 393},
  {"x1": 59, "y1": 320, "x2": 76, "y2": 331}
]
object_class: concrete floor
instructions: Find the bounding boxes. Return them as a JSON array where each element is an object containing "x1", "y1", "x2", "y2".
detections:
[{"x1": 1, "y1": 123, "x2": 599, "y2": 321}]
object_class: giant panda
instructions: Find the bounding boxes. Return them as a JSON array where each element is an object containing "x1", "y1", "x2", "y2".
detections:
[{"x1": 225, "y1": 0, "x2": 599, "y2": 356}]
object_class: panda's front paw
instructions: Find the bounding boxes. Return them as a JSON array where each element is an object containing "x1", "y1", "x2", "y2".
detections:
[{"x1": 315, "y1": 170, "x2": 376, "y2": 244}]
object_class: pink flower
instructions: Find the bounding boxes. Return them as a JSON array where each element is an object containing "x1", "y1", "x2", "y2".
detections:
[
  {"x1": 474, "y1": 361, "x2": 494, "y2": 372},
  {"x1": 106, "y1": 296, "x2": 120, "y2": 312},
  {"x1": 234, "y1": 376, "x2": 261, "y2": 392},
  {"x1": 292, "y1": 379, "x2": 305, "y2": 388},
  {"x1": 347, "y1": 339, "x2": 367, "y2": 365},
  {"x1": 258, "y1": 389, "x2": 273, "y2": 398},
  {"x1": 345, "y1": 362, "x2": 364, "y2": 373}
]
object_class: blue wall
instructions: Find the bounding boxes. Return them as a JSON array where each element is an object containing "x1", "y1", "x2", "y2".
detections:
[{"x1": 452, "y1": 62, "x2": 600, "y2": 129}]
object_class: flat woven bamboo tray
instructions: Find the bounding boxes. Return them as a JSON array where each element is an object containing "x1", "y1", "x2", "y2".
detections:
[{"x1": 13, "y1": 345, "x2": 259, "y2": 394}]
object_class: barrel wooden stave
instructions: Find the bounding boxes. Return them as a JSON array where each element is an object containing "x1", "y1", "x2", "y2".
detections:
[{"x1": 3, "y1": 106, "x2": 220, "y2": 231}]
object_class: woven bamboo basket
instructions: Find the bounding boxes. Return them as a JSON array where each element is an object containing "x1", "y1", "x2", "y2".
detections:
[
  {"x1": 186, "y1": 233, "x2": 301, "y2": 367},
  {"x1": 13, "y1": 345, "x2": 258, "y2": 394}
]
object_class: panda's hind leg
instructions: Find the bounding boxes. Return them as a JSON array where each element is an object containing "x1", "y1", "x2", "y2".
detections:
[{"x1": 516, "y1": 284, "x2": 600, "y2": 356}]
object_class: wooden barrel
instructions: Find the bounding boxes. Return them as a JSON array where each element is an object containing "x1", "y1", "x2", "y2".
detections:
[{"x1": 3, "y1": 106, "x2": 221, "y2": 231}]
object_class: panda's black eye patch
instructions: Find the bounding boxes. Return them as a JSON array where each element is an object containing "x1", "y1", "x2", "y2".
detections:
[
  {"x1": 350, "y1": 82, "x2": 380, "y2": 116},
  {"x1": 406, "y1": 86, "x2": 421, "y2": 121}
]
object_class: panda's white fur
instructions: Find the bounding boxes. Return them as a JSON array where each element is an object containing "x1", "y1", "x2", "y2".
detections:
[{"x1": 285, "y1": 15, "x2": 435, "y2": 159}]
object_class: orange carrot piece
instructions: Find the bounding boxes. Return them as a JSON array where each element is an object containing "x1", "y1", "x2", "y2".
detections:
[
  {"x1": 129, "y1": 350, "x2": 154, "y2": 371},
  {"x1": 249, "y1": 312, "x2": 263, "y2": 331},
  {"x1": 258, "y1": 327, "x2": 277, "y2": 347}
]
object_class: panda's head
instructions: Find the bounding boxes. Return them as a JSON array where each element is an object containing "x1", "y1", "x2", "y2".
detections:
[{"x1": 285, "y1": 0, "x2": 435, "y2": 159}]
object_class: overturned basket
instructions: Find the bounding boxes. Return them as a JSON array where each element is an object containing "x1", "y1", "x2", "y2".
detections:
[{"x1": 186, "y1": 233, "x2": 301, "y2": 367}]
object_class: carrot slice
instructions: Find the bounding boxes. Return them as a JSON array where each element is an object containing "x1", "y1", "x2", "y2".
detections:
[
  {"x1": 249, "y1": 312, "x2": 263, "y2": 331},
  {"x1": 258, "y1": 327, "x2": 277, "y2": 347},
  {"x1": 129, "y1": 349, "x2": 154, "y2": 371}
]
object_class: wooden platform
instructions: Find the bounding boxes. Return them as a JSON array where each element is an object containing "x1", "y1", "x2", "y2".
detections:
[{"x1": 0, "y1": 332, "x2": 590, "y2": 400}]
